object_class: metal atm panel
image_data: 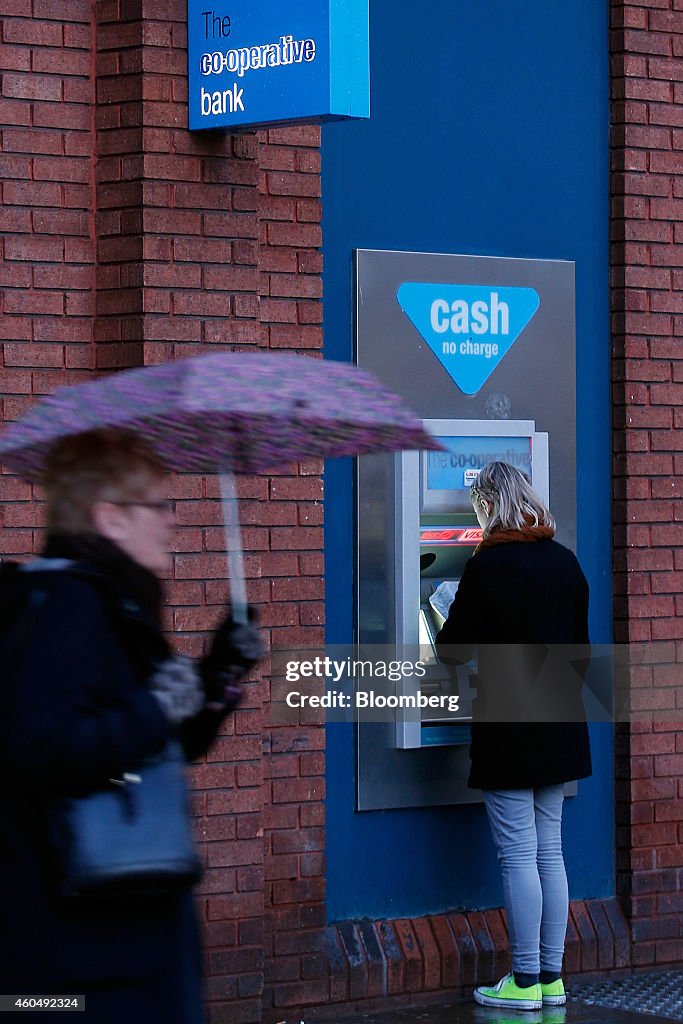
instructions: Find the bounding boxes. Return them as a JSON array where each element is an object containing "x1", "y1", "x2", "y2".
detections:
[
  {"x1": 354, "y1": 248, "x2": 575, "y2": 811},
  {"x1": 394, "y1": 419, "x2": 549, "y2": 749}
]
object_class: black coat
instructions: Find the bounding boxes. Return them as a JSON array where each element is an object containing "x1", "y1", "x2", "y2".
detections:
[
  {"x1": 435, "y1": 536, "x2": 592, "y2": 791},
  {"x1": 0, "y1": 540, "x2": 233, "y2": 1024}
]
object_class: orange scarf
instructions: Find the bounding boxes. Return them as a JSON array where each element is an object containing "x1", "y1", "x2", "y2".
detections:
[{"x1": 475, "y1": 521, "x2": 555, "y2": 554}]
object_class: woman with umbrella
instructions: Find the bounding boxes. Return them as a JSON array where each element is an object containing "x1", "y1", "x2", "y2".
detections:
[
  {"x1": 0, "y1": 427, "x2": 263, "y2": 1024},
  {"x1": 0, "y1": 349, "x2": 440, "y2": 1022}
]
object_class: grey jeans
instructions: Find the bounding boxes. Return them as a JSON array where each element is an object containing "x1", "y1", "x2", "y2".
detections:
[{"x1": 483, "y1": 785, "x2": 567, "y2": 977}]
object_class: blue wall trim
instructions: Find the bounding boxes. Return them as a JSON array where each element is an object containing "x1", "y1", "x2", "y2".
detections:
[{"x1": 322, "y1": 0, "x2": 611, "y2": 922}]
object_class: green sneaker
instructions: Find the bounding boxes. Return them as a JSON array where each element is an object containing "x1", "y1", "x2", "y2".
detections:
[
  {"x1": 541, "y1": 979, "x2": 566, "y2": 1006},
  {"x1": 474, "y1": 973, "x2": 542, "y2": 1010}
]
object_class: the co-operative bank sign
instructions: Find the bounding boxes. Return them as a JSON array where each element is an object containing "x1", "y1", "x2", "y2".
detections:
[
  {"x1": 187, "y1": 1, "x2": 370, "y2": 131},
  {"x1": 397, "y1": 283, "x2": 540, "y2": 396}
]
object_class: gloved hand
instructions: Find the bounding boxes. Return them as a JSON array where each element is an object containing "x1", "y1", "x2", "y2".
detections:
[
  {"x1": 201, "y1": 608, "x2": 264, "y2": 706},
  {"x1": 150, "y1": 656, "x2": 205, "y2": 724}
]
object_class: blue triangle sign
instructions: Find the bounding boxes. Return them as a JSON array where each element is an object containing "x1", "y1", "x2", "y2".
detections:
[{"x1": 397, "y1": 282, "x2": 540, "y2": 395}]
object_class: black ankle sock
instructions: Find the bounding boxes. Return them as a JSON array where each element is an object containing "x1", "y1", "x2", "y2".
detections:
[
  {"x1": 514, "y1": 971, "x2": 539, "y2": 988},
  {"x1": 540, "y1": 971, "x2": 561, "y2": 984}
]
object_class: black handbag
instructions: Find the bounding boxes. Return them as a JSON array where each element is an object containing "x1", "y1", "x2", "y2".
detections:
[{"x1": 52, "y1": 739, "x2": 202, "y2": 900}]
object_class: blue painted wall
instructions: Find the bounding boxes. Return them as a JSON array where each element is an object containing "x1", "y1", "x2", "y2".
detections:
[{"x1": 322, "y1": 1, "x2": 611, "y2": 922}]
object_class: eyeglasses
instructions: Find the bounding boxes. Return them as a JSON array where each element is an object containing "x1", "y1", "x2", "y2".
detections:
[{"x1": 110, "y1": 500, "x2": 173, "y2": 514}]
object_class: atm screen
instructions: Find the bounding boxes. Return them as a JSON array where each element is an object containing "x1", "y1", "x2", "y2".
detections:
[{"x1": 422, "y1": 435, "x2": 533, "y2": 513}]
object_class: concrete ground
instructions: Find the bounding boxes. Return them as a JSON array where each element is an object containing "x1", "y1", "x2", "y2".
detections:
[{"x1": 293, "y1": 971, "x2": 683, "y2": 1024}]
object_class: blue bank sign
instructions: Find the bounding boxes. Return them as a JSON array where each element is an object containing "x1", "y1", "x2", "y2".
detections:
[
  {"x1": 397, "y1": 283, "x2": 540, "y2": 395},
  {"x1": 187, "y1": 0, "x2": 370, "y2": 131}
]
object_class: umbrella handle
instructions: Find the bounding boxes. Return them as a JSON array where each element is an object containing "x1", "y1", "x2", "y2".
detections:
[{"x1": 219, "y1": 471, "x2": 248, "y2": 626}]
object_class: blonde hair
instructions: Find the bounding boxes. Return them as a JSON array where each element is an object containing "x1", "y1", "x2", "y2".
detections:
[
  {"x1": 42, "y1": 428, "x2": 166, "y2": 535},
  {"x1": 471, "y1": 461, "x2": 555, "y2": 538}
]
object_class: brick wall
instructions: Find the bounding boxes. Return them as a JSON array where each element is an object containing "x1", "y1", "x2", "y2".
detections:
[
  {"x1": 256, "y1": 124, "x2": 327, "y2": 1013},
  {"x1": 611, "y1": 0, "x2": 683, "y2": 968},
  {"x1": 0, "y1": 0, "x2": 95, "y2": 552},
  {"x1": 0, "y1": 3, "x2": 324, "y2": 1022}
]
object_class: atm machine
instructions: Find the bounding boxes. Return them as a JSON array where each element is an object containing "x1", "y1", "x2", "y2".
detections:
[{"x1": 394, "y1": 419, "x2": 549, "y2": 748}]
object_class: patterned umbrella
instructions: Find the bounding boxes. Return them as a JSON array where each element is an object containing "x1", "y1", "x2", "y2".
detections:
[{"x1": 0, "y1": 351, "x2": 441, "y2": 619}]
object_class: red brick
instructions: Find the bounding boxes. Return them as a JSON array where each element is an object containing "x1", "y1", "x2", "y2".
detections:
[
  {"x1": 651, "y1": 245, "x2": 683, "y2": 267},
  {"x1": 571, "y1": 903, "x2": 598, "y2": 972},
  {"x1": 651, "y1": 382, "x2": 683, "y2": 404},
  {"x1": 3, "y1": 127, "x2": 64, "y2": 156},
  {"x1": 632, "y1": 916, "x2": 679, "y2": 941},
  {"x1": 649, "y1": 105, "x2": 683, "y2": 129},
  {"x1": 622, "y1": 29, "x2": 672, "y2": 56},
  {"x1": 3, "y1": 72, "x2": 62, "y2": 101},
  {"x1": 33, "y1": 49, "x2": 91, "y2": 76},
  {"x1": 0, "y1": 98, "x2": 31, "y2": 127},
  {"x1": 447, "y1": 914, "x2": 478, "y2": 987},
  {"x1": 627, "y1": 124, "x2": 674, "y2": 150},
  {"x1": 4, "y1": 180, "x2": 62, "y2": 207},
  {"x1": 651, "y1": 338, "x2": 683, "y2": 358},
  {"x1": 33, "y1": 0, "x2": 89, "y2": 17},
  {"x1": 269, "y1": 527, "x2": 324, "y2": 551},
  {"x1": 655, "y1": 938, "x2": 683, "y2": 963},
  {"x1": 0, "y1": 207, "x2": 32, "y2": 233},
  {"x1": 266, "y1": 172, "x2": 321, "y2": 198},
  {"x1": 613, "y1": 7, "x2": 648, "y2": 29},
  {"x1": 258, "y1": 298, "x2": 297, "y2": 324},
  {"x1": 207, "y1": 840, "x2": 262, "y2": 869},
  {"x1": 655, "y1": 754, "x2": 683, "y2": 776},
  {"x1": 4, "y1": 236, "x2": 64, "y2": 262},
  {"x1": 650, "y1": 58, "x2": 683, "y2": 82},
  {"x1": 260, "y1": 147, "x2": 296, "y2": 172},
  {"x1": 4, "y1": 19, "x2": 63, "y2": 44},
  {"x1": 622, "y1": 79, "x2": 672, "y2": 103},
  {"x1": 33, "y1": 155, "x2": 88, "y2": 184},
  {"x1": 269, "y1": 274, "x2": 323, "y2": 300},
  {"x1": 0, "y1": 149, "x2": 35, "y2": 179},
  {"x1": 267, "y1": 222, "x2": 322, "y2": 248},
  {"x1": 648, "y1": 10, "x2": 683, "y2": 32}
]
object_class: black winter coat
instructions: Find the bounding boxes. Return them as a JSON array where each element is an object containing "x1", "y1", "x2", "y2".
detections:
[
  {"x1": 435, "y1": 536, "x2": 592, "y2": 791},
  {"x1": 0, "y1": 539, "x2": 237, "y2": 1024}
]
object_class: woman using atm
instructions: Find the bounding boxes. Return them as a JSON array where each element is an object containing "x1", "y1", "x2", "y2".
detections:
[{"x1": 436, "y1": 460, "x2": 591, "y2": 1012}]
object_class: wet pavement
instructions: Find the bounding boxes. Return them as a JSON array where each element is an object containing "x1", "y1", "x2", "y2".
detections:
[
  {"x1": 298, "y1": 971, "x2": 683, "y2": 1024},
  {"x1": 326, "y1": 1004, "x2": 677, "y2": 1024}
]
